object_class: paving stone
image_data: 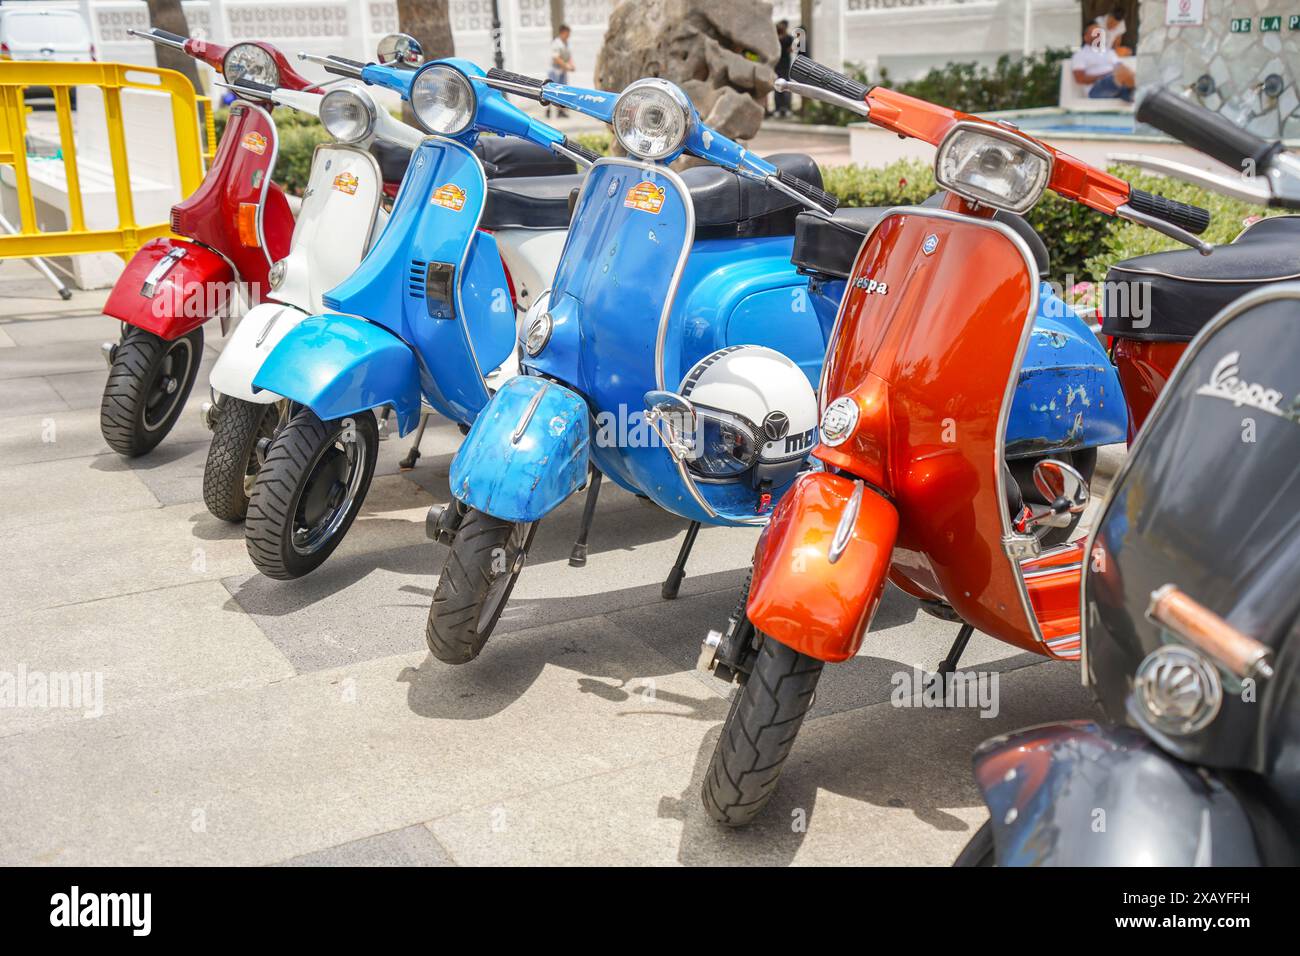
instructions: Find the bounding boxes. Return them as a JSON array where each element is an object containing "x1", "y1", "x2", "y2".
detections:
[{"x1": 274, "y1": 825, "x2": 456, "y2": 867}]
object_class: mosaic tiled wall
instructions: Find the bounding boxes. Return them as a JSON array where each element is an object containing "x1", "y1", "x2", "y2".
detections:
[{"x1": 1138, "y1": 0, "x2": 1300, "y2": 138}]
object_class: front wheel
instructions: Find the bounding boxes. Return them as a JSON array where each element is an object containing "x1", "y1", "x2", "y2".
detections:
[
  {"x1": 99, "y1": 325, "x2": 204, "y2": 457},
  {"x1": 425, "y1": 508, "x2": 533, "y2": 664},
  {"x1": 702, "y1": 633, "x2": 823, "y2": 827},
  {"x1": 202, "y1": 398, "x2": 282, "y2": 522},
  {"x1": 244, "y1": 408, "x2": 378, "y2": 580}
]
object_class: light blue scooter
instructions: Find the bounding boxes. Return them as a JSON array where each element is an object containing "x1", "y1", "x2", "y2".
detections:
[
  {"x1": 423, "y1": 70, "x2": 846, "y2": 663},
  {"x1": 243, "y1": 49, "x2": 599, "y2": 579}
]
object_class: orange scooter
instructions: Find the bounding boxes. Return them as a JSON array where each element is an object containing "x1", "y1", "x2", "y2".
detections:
[{"x1": 697, "y1": 55, "x2": 1213, "y2": 826}]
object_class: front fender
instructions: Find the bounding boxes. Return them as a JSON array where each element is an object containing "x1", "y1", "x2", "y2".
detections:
[
  {"x1": 747, "y1": 472, "x2": 898, "y2": 663},
  {"x1": 209, "y1": 301, "x2": 309, "y2": 404},
  {"x1": 450, "y1": 376, "x2": 589, "y2": 523},
  {"x1": 104, "y1": 239, "x2": 235, "y2": 340},
  {"x1": 251, "y1": 314, "x2": 421, "y2": 434},
  {"x1": 972, "y1": 721, "x2": 1263, "y2": 866}
]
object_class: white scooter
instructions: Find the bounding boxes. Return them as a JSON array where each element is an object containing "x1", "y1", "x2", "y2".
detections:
[{"x1": 199, "y1": 74, "x2": 425, "y2": 521}]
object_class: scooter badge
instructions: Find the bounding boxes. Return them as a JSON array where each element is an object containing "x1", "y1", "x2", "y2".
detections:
[
  {"x1": 332, "y1": 171, "x2": 359, "y2": 195},
  {"x1": 624, "y1": 180, "x2": 666, "y2": 214},
  {"x1": 240, "y1": 131, "x2": 268, "y2": 155},
  {"x1": 431, "y1": 183, "x2": 467, "y2": 211},
  {"x1": 922, "y1": 233, "x2": 939, "y2": 255}
]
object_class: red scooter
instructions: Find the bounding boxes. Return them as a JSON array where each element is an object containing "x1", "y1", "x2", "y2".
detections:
[{"x1": 98, "y1": 29, "x2": 310, "y2": 456}]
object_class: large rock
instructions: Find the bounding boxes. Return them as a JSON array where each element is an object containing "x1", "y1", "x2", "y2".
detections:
[{"x1": 595, "y1": 0, "x2": 778, "y2": 143}]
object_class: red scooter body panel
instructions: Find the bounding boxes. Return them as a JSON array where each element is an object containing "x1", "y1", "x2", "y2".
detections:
[
  {"x1": 748, "y1": 471, "x2": 898, "y2": 662},
  {"x1": 1112, "y1": 338, "x2": 1186, "y2": 441},
  {"x1": 104, "y1": 238, "x2": 235, "y2": 339},
  {"x1": 810, "y1": 208, "x2": 1044, "y2": 655},
  {"x1": 169, "y1": 100, "x2": 290, "y2": 300}
]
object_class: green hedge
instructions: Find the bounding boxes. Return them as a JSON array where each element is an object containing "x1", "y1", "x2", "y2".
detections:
[{"x1": 800, "y1": 50, "x2": 1073, "y2": 126}]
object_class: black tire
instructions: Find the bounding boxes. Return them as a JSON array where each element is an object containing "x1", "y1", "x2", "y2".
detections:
[
  {"x1": 426, "y1": 508, "x2": 531, "y2": 664},
  {"x1": 99, "y1": 325, "x2": 203, "y2": 457},
  {"x1": 702, "y1": 633, "x2": 823, "y2": 826},
  {"x1": 202, "y1": 398, "x2": 280, "y2": 522},
  {"x1": 953, "y1": 820, "x2": 996, "y2": 866},
  {"x1": 244, "y1": 408, "x2": 378, "y2": 580}
]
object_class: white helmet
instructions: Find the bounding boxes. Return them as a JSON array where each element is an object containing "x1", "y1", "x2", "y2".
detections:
[{"x1": 678, "y1": 345, "x2": 819, "y2": 489}]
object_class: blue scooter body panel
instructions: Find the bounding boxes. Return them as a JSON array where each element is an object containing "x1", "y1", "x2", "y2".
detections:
[
  {"x1": 451, "y1": 375, "x2": 591, "y2": 522},
  {"x1": 252, "y1": 314, "x2": 423, "y2": 434}
]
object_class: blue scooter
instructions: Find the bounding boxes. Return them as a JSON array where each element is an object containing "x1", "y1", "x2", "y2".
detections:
[
  {"x1": 243, "y1": 50, "x2": 599, "y2": 579},
  {"x1": 424, "y1": 69, "x2": 1130, "y2": 665}
]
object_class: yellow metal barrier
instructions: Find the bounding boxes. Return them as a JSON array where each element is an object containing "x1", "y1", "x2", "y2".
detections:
[
  {"x1": 197, "y1": 95, "x2": 217, "y2": 164},
  {"x1": 0, "y1": 61, "x2": 205, "y2": 261}
]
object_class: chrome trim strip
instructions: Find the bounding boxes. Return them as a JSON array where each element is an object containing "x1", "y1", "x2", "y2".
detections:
[
  {"x1": 232, "y1": 99, "x2": 280, "y2": 274},
  {"x1": 1078, "y1": 280, "x2": 1300, "y2": 685},
  {"x1": 1022, "y1": 560, "x2": 1082, "y2": 580},
  {"x1": 141, "y1": 247, "x2": 186, "y2": 297},
  {"x1": 511, "y1": 382, "x2": 546, "y2": 444},
  {"x1": 828, "y1": 480, "x2": 863, "y2": 564}
]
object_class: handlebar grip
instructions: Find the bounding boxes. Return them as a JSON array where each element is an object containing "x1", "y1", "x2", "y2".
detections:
[
  {"x1": 776, "y1": 169, "x2": 839, "y2": 213},
  {"x1": 150, "y1": 29, "x2": 190, "y2": 45},
  {"x1": 562, "y1": 137, "x2": 602, "y2": 165},
  {"x1": 322, "y1": 55, "x2": 366, "y2": 78},
  {"x1": 228, "y1": 79, "x2": 277, "y2": 99},
  {"x1": 1138, "y1": 87, "x2": 1284, "y2": 174},
  {"x1": 1128, "y1": 188, "x2": 1211, "y2": 235},
  {"x1": 787, "y1": 55, "x2": 869, "y2": 103},
  {"x1": 486, "y1": 67, "x2": 546, "y2": 101}
]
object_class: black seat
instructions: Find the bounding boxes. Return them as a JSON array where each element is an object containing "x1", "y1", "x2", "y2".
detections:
[
  {"x1": 791, "y1": 192, "x2": 1051, "y2": 280},
  {"x1": 1102, "y1": 215, "x2": 1300, "y2": 341},
  {"x1": 370, "y1": 140, "x2": 412, "y2": 185},
  {"x1": 681, "y1": 153, "x2": 823, "y2": 239},
  {"x1": 482, "y1": 173, "x2": 587, "y2": 229},
  {"x1": 474, "y1": 136, "x2": 578, "y2": 179}
]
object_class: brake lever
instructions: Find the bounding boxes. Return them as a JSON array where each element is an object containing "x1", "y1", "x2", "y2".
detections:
[
  {"x1": 1109, "y1": 152, "x2": 1273, "y2": 206},
  {"x1": 1116, "y1": 202, "x2": 1214, "y2": 255},
  {"x1": 774, "y1": 77, "x2": 869, "y2": 117}
]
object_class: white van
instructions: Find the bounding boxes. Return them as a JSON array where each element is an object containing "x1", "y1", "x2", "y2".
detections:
[{"x1": 0, "y1": 6, "x2": 95, "y2": 105}]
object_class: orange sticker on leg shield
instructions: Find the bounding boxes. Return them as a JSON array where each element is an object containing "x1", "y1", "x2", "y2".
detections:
[
  {"x1": 332, "y1": 172, "x2": 359, "y2": 195},
  {"x1": 431, "y1": 183, "x2": 467, "y2": 211},
  {"x1": 624, "y1": 180, "x2": 666, "y2": 214},
  {"x1": 240, "y1": 131, "x2": 268, "y2": 155}
]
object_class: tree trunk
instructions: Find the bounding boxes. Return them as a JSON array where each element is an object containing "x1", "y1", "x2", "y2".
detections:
[
  {"x1": 144, "y1": 0, "x2": 201, "y2": 90},
  {"x1": 396, "y1": 0, "x2": 455, "y2": 123},
  {"x1": 549, "y1": 0, "x2": 565, "y2": 36}
]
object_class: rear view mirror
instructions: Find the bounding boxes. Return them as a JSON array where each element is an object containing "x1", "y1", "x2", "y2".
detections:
[
  {"x1": 377, "y1": 33, "x2": 423, "y2": 68},
  {"x1": 1032, "y1": 459, "x2": 1089, "y2": 516}
]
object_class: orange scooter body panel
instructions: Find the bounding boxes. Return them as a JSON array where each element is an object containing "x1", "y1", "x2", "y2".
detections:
[
  {"x1": 748, "y1": 471, "x2": 899, "y2": 662},
  {"x1": 815, "y1": 208, "x2": 1044, "y2": 655},
  {"x1": 1021, "y1": 542, "x2": 1085, "y2": 658},
  {"x1": 1112, "y1": 338, "x2": 1187, "y2": 441}
]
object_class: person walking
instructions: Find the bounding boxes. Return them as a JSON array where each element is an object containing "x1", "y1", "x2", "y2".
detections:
[{"x1": 546, "y1": 24, "x2": 574, "y2": 119}]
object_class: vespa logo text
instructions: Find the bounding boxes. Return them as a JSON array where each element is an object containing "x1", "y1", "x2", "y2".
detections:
[
  {"x1": 853, "y1": 276, "x2": 888, "y2": 295},
  {"x1": 1196, "y1": 351, "x2": 1299, "y2": 424}
]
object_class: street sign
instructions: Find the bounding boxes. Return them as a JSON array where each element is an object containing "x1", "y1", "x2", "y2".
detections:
[
  {"x1": 1230, "y1": 17, "x2": 1252, "y2": 32},
  {"x1": 1260, "y1": 15, "x2": 1282, "y2": 31}
]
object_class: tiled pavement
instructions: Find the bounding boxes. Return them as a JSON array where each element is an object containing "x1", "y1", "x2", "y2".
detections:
[{"x1": 0, "y1": 260, "x2": 1108, "y2": 866}]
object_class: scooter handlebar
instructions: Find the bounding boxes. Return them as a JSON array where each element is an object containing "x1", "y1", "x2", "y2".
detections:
[
  {"x1": 316, "y1": 54, "x2": 367, "y2": 79},
  {"x1": 128, "y1": 28, "x2": 190, "y2": 51},
  {"x1": 1137, "y1": 87, "x2": 1284, "y2": 176},
  {"x1": 560, "y1": 136, "x2": 602, "y2": 166},
  {"x1": 1127, "y1": 187, "x2": 1211, "y2": 235},
  {"x1": 774, "y1": 168, "x2": 840, "y2": 214},
  {"x1": 787, "y1": 55, "x2": 869, "y2": 104},
  {"x1": 485, "y1": 67, "x2": 546, "y2": 102}
]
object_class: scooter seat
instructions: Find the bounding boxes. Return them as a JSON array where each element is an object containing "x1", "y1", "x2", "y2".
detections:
[
  {"x1": 482, "y1": 173, "x2": 587, "y2": 229},
  {"x1": 1102, "y1": 215, "x2": 1300, "y2": 342},
  {"x1": 369, "y1": 137, "x2": 578, "y2": 192},
  {"x1": 682, "y1": 153, "x2": 824, "y2": 240},
  {"x1": 792, "y1": 194, "x2": 1051, "y2": 280}
]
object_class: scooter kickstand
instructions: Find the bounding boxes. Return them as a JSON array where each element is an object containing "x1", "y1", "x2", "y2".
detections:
[
  {"x1": 930, "y1": 622, "x2": 975, "y2": 700},
  {"x1": 399, "y1": 409, "x2": 430, "y2": 471},
  {"x1": 662, "y1": 521, "x2": 702, "y2": 600},
  {"x1": 569, "y1": 467, "x2": 603, "y2": 567}
]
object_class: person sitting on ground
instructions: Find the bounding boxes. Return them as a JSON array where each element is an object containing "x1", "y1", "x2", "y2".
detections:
[
  {"x1": 1093, "y1": 5, "x2": 1133, "y2": 56},
  {"x1": 1071, "y1": 23, "x2": 1135, "y2": 102},
  {"x1": 545, "y1": 24, "x2": 575, "y2": 119}
]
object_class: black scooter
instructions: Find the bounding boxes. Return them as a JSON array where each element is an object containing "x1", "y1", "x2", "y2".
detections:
[{"x1": 958, "y1": 91, "x2": 1300, "y2": 866}]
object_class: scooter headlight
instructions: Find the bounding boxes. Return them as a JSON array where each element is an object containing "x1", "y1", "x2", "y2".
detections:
[
  {"x1": 524, "y1": 311, "x2": 553, "y2": 356},
  {"x1": 319, "y1": 88, "x2": 376, "y2": 144},
  {"x1": 819, "y1": 396, "x2": 859, "y2": 447},
  {"x1": 268, "y1": 258, "x2": 288, "y2": 290},
  {"x1": 410, "y1": 64, "x2": 476, "y2": 136},
  {"x1": 688, "y1": 412, "x2": 760, "y2": 479},
  {"x1": 612, "y1": 79, "x2": 691, "y2": 161},
  {"x1": 934, "y1": 122, "x2": 1052, "y2": 215},
  {"x1": 222, "y1": 43, "x2": 280, "y2": 88}
]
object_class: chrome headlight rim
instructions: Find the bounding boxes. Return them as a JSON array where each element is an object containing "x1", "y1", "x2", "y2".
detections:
[
  {"x1": 611, "y1": 78, "x2": 693, "y2": 162},
  {"x1": 409, "y1": 62, "x2": 477, "y2": 137},
  {"x1": 222, "y1": 43, "x2": 281, "y2": 89},
  {"x1": 523, "y1": 310, "x2": 553, "y2": 357},
  {"x1": 819, "y1": 396, "x2": 859, "y2": 448},
  {"x1": 319, "y1": 87, "x2": 376, "y2": 144},
  {"x1": 267, "y1": 258, "x2": 288, "y2": 290},
  {"x1": 934, "y1": 120, "x2": 1053, "y2": 215}
]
